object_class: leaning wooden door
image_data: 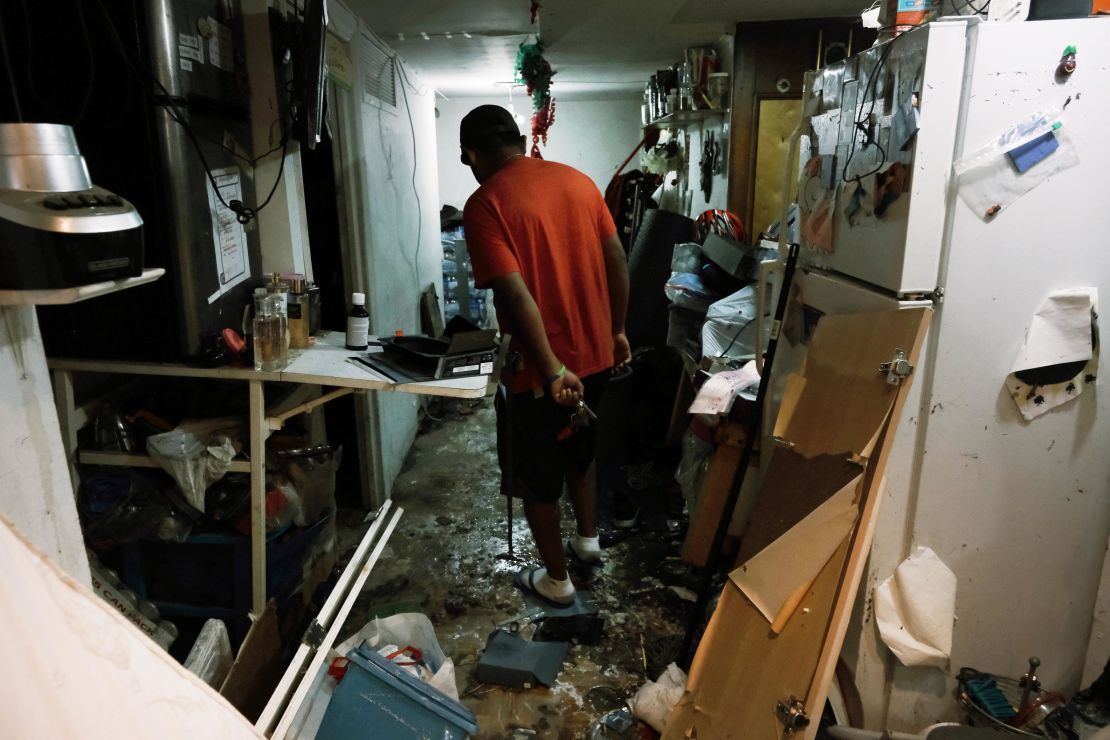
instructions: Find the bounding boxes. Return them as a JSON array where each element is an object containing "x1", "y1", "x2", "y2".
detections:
[{"x1": 665, "y1": 307, "x2": 932, "y2": 740}]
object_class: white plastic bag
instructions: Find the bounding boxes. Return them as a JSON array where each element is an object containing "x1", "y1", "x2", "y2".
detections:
[
  {"x1": 336, "y1": 612, "x2": 459, "y2": 700},
  {"x1": 701, "y1": 286, "x2": 768, "y2": 361},
  {"x1": 954, "y1": 103, "x2": 1079, "y2": 220},
  {"x1": 629, "y1": 663, "x2": 687, "y2": 733},
  {"x1": 146, "y1": 430, "x2": 236, "y2": 513}
]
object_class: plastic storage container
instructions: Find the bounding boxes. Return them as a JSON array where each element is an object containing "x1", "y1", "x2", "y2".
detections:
[{"x1": 317, "y1": 645, "x2": 478, "y2": 740}]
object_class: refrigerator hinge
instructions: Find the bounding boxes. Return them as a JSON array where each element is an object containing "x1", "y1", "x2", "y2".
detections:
[
  {"x1": 932, "y1": 286, "x2": 945, "y2": 305},
  {"x1": 880, "y1": 349, "x2": 914, "y2": 385},
  {"x1": 776, "y1": 696, "x2": 811, "y2": 733}
]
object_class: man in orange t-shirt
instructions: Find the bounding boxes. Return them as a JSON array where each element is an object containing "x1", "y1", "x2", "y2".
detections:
[{"x1": 461, "y1": 105, "x2": 630, "y2": 607}]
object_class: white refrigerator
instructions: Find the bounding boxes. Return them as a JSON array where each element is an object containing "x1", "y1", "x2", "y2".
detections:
[{"x1": 767, "y1": 15, "x2": 1110, "y2": 730}]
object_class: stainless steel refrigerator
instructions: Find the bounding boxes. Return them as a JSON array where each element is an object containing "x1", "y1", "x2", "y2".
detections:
[{"x1": 21, "y1": 0, "x2": 262, "y2": 359}]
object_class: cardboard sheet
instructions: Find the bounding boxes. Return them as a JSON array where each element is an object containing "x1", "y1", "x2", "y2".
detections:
[
  {"x1": 1006, "y1": 288, "x2": 1099, "y2": 421},
  {"x1": 0, "y1": 514, "x2": 261, "y2": 739},
  {"x1": 874, "y1": 546, "x2": 957, "y2": 668},
  {"x1": 729, "y1": 474, "x2": 862, "y2": 625}
]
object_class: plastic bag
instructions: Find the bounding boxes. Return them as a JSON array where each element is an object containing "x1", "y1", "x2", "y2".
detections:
[
  {"x1": 954, "y1": 103, "x2": 1079, "y2": 221},
  {"x1": 701, "y1": 286, "x2": 768, "y2": 361},
  {"x1": 184, "y1": 619, "x2": 233, "y2": 688},
  {"x1": 675, "y1": 430, "x2": 715, "y2": 515},
  {"x1": 664, "y1": 272, "x2": 719, "y2": 314},
  {"x1": 146, "y1": 430, "x2": 236, "y2": 513},
  {"x1": 264, "y1": 476, "x2": 303, "y2": 533},
  {"x1": 336, "y1": 613, "x2": 459, "y2": 700},
  {"x1": 277, "y1": 446, "x2": 342, "y2": 527},
  {"x1": 670, "y1": 242, "x2": 703, "y2": 274},
  {"x1": 629, "y1": 663, "x2": 687, "y2": 733}
]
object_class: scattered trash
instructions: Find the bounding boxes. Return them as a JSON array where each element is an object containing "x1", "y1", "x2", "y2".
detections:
[
  {"x1": 336, "y1": 612, "x2": 459, "y2": 700},
  {"x1": 146, "y1": 430, "x2": 237, "y2": 513},
  {"x1": 587, "y1": 707, "x2": 657, "y2": 739},
  {"x1": 628, "y1": 663, "x2": 687, "y2": 733},
  {"x1": 475, "y1": 630, "x2": 569, "y2": 689}
]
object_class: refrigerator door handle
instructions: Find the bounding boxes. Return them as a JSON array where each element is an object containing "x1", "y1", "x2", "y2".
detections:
[{"x1": 755, "y1": 258, "x2": 785, "y2": 375}]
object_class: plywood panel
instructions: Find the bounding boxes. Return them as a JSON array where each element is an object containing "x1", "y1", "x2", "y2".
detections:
[
  {"x1": 666, "y1": 307, "x2": 932, "y2": 739},
  {"x1": 665, "y1": 539, "x2": 852, "y2": 740},
  {"x1": 752, "y1": 97, "x2": 802, "y2": 235},
  {"x1": 775, "y1": 309, "x2": 928, "y2": 458},
  {"x1": 737, "y1": 450, "x2": 863, "y2": 563}
]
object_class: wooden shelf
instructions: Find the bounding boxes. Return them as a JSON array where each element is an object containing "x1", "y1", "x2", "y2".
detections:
[
  {"x1": 644, "y1": 108, "x2": 730, "y2": 130},
  {"x1": 79, "y1": 449, "x2": 252, "y2": 473},
  {"x1": 0, "y1": 267, "x2": 165, "y2": 306}
]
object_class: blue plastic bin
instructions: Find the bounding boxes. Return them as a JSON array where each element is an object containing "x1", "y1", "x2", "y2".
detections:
[{"x1": 317, "y1": 645, "x2": 478, "y2": 740}]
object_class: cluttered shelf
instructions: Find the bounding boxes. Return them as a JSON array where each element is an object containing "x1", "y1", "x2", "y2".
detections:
[
  {"x1": 0, "y1": 267, "x2": 165, "y2": 306},
  {"x1": 644, "y1": 108, "x2": 730, "y2": 130},
  {"x1": 49, "y1": 331, "x2": 491, "y2": 400},
  {"x1": 78, "y1": 449, "x2": 252, "y2": 474}
]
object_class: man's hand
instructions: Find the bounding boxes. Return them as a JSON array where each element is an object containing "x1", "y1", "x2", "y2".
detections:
[
  {"x1": 613, "y1": 332, "x2": 631, "y2": 370},
  {"x1": 548, "y1": 368, "x2": 584, "y2": 407}
]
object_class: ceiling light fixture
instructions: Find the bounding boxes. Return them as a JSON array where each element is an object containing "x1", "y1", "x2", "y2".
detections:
[
  {"x1": 420, "y1": 31, "x2": 430, "y2": 41},
  {"x1": 462, "y1": 31, "x2": 472, "y2": 38},
  {"x1": 444, "y1": 31, "x2": 453, "y2": 39}
]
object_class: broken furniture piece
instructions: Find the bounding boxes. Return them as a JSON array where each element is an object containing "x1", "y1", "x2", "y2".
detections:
[
  {"x1": 475, "y1": 630, "x2": 569, "y2": 689},
  {"x1": 664, "y1": 307, "x2": 932, "y2": 740}
]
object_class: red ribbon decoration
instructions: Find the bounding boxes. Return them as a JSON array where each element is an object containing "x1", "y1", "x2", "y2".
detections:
[{"x1": 530, "y1": 1, "x2": 541, "y2": 25}]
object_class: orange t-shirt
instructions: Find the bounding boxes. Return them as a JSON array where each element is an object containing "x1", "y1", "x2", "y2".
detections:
[{"x1": 463, "y1": 157, "x2": 617, "y2": 393}]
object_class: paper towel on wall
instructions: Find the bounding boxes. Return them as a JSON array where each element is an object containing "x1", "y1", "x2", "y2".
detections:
[
  {"x1": 1006, "y1": 288, "x2": 1098, "y2": 422},
  {"x1": 874, "y1": 546, "x2": 957, "y2": 668}
]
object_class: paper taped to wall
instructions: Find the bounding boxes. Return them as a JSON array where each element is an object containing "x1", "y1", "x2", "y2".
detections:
[
  {"x1": 874, "y1": 546, "x2": 957, "y2": 668},
  {"x1": 1006, "y1": 288, "x2": 1098, "y2": 421}
]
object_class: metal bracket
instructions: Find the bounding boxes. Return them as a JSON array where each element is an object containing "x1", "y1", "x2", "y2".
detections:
[
  {"x1": 776, "y1": 696, "x2": 810, "y2": 733},
  {"x1": 879, "y1": 349, "x2": 914, "y2": 386}
]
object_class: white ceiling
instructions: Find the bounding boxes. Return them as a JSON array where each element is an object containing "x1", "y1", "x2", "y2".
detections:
[{"x1": 342, "y1": 0, "x2": 866, "y2": 97}]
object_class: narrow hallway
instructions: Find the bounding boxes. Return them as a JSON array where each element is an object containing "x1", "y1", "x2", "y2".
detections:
[{"x1": 337, "y1": 397, "x2": 695, "y2": 737}]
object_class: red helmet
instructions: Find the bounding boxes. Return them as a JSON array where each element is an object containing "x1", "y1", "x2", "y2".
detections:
[{"x1": 695, "y1": 209, "x2": 746, "y2": 243}]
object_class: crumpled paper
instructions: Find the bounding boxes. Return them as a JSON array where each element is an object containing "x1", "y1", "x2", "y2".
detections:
[
  {"x1": 629, "y1": 663, "x2": 687, "y2": 733},
  {"x1": 1006, "y1": 288, "x2": 1098, "y2": 421},
  {"x1": 874, "y1": 546, "x2": 957, "y2": 668}
]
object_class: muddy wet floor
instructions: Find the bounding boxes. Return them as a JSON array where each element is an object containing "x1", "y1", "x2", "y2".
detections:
[{"x1": 334, "y1": 397, "x2": 696, "y2": 738}]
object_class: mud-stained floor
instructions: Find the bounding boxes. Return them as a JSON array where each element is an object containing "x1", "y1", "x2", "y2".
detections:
[{"x1": 334, "y1": 398, "x2": 695, "y2": 738}]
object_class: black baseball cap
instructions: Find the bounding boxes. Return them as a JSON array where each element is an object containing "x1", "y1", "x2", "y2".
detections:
[{"x1": 460, "y1": 105, "x2": 522, "y2": 152}]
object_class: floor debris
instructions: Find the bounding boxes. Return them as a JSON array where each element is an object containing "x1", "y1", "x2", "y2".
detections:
[{"x1": 335, "y1": 399, "x2": 693, "y2": 738}]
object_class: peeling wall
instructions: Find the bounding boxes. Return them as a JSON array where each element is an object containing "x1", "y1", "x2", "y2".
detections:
[
  {"x1": 0, "y1": 307, "x2": 90, "y2": 585},
  {"x1": 329, "y1": 2, "x2": 443, "y2": 503}
]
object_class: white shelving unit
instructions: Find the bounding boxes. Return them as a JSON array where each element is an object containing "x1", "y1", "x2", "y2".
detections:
[{"x1": 0, "y1": 267, "x2": 166, "y2": 306}]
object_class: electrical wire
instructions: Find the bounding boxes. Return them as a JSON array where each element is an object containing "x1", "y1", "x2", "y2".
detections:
[
  {"x1": 720, "y1": 316, "x2": 757, "y2": 358},
  {"x1": 840, "y1": 26, "x2": 913, "y2": 185},
  {"x1": 397, "y1": 58, "x2": 426, "y2": 292},
  {"x1": 92, "y1": 0, "x2": 289, "y2": 224},
  {"x1": 0, "y1": 7, "x2": 23, "y2": 121}
]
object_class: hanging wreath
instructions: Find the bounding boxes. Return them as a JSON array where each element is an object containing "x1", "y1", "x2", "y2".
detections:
[{"x1": 515, "y1": 39, "x2": 556, "y2": 158}]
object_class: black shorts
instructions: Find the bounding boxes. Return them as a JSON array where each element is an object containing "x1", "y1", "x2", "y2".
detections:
[{"x1": 495, "y1": 372, "x2": 609, "y2": 503}]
